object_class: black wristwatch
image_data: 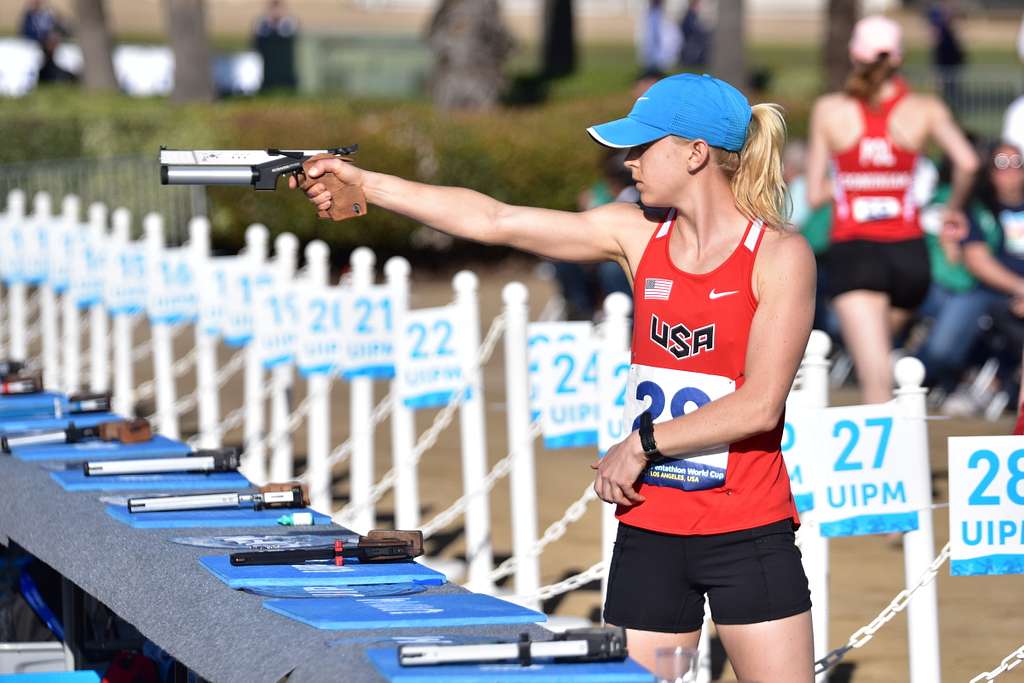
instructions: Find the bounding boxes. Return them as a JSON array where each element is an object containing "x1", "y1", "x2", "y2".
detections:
[{"x1": 638, "y1": 412, "x2": 662, "y2": 462}]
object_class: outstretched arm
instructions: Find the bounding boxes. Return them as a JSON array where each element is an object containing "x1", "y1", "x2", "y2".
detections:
[{"x1": 292, "y1": 157, "x2": 645, "y2": 265}]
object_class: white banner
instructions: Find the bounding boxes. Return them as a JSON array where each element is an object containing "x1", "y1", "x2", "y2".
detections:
[
  {"x1": 146, "y1": 247, "x2": 198, "y2": 325},
  {"x1": 527, "y1": 321, "x2": 592, "y2": 420},
  {"x1": 222, "y1": 261, "x2": 273, "y2": 347},
  {"x1": 46, "y1": 222, "x2": 76, "y2": 294},
  {"x1": 535, "y1": 336, "x2": 599, "y2": 449},
  {"x1": 597, "y1": 348, "x2": 630, "y2": 456},
  {"x1": 105, "y1": 243, "x2": 147, "y2": 316},
  {"x1": 949, "y1": 436, "x2": 1024, "y2": 576},
  {"x1": 395, "y1": 305, "x2": 465, "y2": 409},
  {"x1": 341, "y1": 285, "x2": 395, "y2": 380},
  {"x1": 22, "y1": 216, "x2": 49, "y2": 285},
  {"x1": 2, "y1": 215, "x2": 29, "y2": 284},
  {"x1": 197, "y1": 256, "x2": 237, "y2": 337},
  {"x1": 254, "y1": 275, "x2": 300, "y2": 368},
  {"x1": 70, "y1": 232, "x2": 106, "y2": 309},
  {"x1": 296, "y1": 286, "x2": 346, "y2": 377},
  {"x1": 811, "y1": 402, "x2": 927, "y2": 537},
  {"x1": 781, "y1": 409, "x2": 819, "y2": 514}
]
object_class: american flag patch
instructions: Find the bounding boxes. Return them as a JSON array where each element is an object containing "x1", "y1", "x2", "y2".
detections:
[{"x1": 644, "y1": 277, "x2": 672, "y2": 300}]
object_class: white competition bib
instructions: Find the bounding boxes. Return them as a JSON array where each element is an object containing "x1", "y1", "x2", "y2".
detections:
[
  {"x1": 624, "y1": 363, "x2": 735, "y2": 491},
  {"x1": 852, "y1": 196, "x2": 901, "y2": 223},
  {"x1": 999, "y1": 209, "x2": 1024, "y2": 256}
]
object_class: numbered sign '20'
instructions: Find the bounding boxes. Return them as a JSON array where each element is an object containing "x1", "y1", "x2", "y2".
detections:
[{"x1": 949, "y1": 436, "x2": 1024, "y2": 576}]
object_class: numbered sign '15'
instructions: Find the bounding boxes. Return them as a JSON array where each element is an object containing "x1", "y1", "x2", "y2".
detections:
[
  {"x1": 254, "y1": 274, "x2": 300, "y2": 369},
  {"x1": 147, "y1": 247, "x2": 198, "y2": 325},
  {"x1": 948, "y1": 436, "x2": 1024, "y2": 576},
  {"x1": 811, "y1": 402, "x2": 927, "y2": 537},
  {"x1": 535, "y1": 337, "x2": 600, "y2": 449},
  {"x1": 781, "y1": 410, "x2": 818, "y2": 514},
  {"x1": 395, "y1": 305, "x2": 465, "y2": 410},
  {"x1": 297, "y1": 286, "x2": 345, "y2": 377},
  {"x1": 341, "y1": 285, "x2": 395, "y2": 380},
  {"x1": 597, "y1": 349, "x2": 630, "y2": 456}
]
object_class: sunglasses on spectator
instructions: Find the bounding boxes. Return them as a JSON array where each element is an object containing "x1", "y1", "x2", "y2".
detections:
[{"x1": 993, "y1": 153, "x2": 1023, "y2": 170}]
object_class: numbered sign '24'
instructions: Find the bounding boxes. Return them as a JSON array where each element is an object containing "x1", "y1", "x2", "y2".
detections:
[
  {"x1": 534, "y1": 336, "x2": 600, "y2": 450},
  {"x1": 948, "y1": 436, "x2": 1024, "y2": 576},
  {"x1": 812, "y1": 402, "x2": 928, "y2": 537}
]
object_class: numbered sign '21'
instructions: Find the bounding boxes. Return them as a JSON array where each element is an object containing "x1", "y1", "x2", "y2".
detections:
[
  {"x1": 342, "y1": 285, "x2": 395, "y2": 380},
  {"x1": 812, "y1": 402, "x2": 928, "y2": 537},
  {"x1": 948, "y1": 436, "x2": 1024, "y2": 576},
  {"x1": 395, "y1": 305, "x2": 465, "y2": 409}
]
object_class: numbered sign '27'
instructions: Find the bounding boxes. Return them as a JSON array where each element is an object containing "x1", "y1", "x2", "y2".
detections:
[{"x1": 949, "y1": 436, "x2": 1024, "y2": 576}]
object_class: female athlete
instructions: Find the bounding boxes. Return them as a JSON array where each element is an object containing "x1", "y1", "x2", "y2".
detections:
[
  {"x1": 294, "y1": 73, "x2": 816, "y2": 681},
  {"x1": 806, "y1": 14, "x2": 978, "y2": 403}
]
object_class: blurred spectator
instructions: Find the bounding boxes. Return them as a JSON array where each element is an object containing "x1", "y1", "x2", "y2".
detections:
[
  {"x1": 19, "y1": 0, "x2": 67, "y2": 44},
  {"x1": 806, "y1": 14, "x2": 977, "y2": 404},
  {"x1": 553, "y1": 150, "x2": 636, "y2": 320},
  {"x1": 632, "y1": 67, "x2": 664, "y2": 100},
  {"x1": 637, "y1": 0, "x2": 682, "y2": 74},
  {"x1": 678, "y1": 0, "x2": 709, "y2": 67},
  {"x1": 252, "y1": 0, "x2": 298, "y2": 92},
  {"x1": 926, "y1": 2, "x2": 965, "y2": 108},
  {"x1": 37, "y1": 31, "x2": 76, "y2": 85}
]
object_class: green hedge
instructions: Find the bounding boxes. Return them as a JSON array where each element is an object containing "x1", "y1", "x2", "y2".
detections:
[{"x1": 0, "y1": 86, "x2": 813, "y2": 261}]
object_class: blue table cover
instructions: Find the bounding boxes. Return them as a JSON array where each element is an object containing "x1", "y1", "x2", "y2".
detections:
[
  {"x1": 0, "y1": 413, "x2": 121, "y2": 435},
  {"x1": 264, "y1": 593, "x2": 546, "y2": 631},
  {"x1": 51, "y1": 469, "x2": 251, "y2": 492},
  {"x1": 245, "y1": 583, "x2": 428, "y2": 599},
  {"x1": 0, "y1": 673, "x2": 101, "y2": 682},
  {"x1": 105, "y1": 505, "x2": 332, "y2": 529},
  {"x1": 364, "y1": 647, "x2": 655, "y2": 682},
  {"x1": 0, "y1": 392, "x2": 65, "y2": 418},
  {"x1": 199, "y1": 555, "x2": 446, "y2": 589},
  {"x1": 13, "y1": 435, "x2": 190, "y2": 462}
]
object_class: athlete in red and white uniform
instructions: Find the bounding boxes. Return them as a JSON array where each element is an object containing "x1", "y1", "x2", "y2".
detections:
[
  {"x1": 297, "y1": 72, "x2": 817, "y2": 681},
  {"x1": 807, "y1": 14, "x2": 977, "y2": 403},
  {"x1": 621, "y1": 210, "x2": 798, "y2": 535}
]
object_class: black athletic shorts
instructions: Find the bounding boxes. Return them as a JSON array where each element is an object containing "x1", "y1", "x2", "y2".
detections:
[
  {"x1": 824, "y1": 238, "x2": 931, "y2": 310},
  {"x1": 603, "y1": 519, "x2": 811, "y2": 633}
]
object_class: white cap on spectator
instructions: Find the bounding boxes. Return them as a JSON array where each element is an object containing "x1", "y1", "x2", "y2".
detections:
[{"x1": 849, "y1": 15, "x2": 903, "y2": 65}]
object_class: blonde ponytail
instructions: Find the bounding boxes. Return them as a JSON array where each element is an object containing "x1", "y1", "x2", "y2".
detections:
[{"x1": 713, "y1": 103, "x2": 789, "y2": 229}]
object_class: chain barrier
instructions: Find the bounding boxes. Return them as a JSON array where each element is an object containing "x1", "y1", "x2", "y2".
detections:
[
  {"x1": 486, "y1": 474, "x2": 596, "y2": 583},
  {"x1": 970, "y1": 644, "x2": 1024, "y2": 682},
  {"x1": 136, "y1": 346, "x2": 200, "y2": 400},
  {"x1": 129, "y1": 321, "x2": 188, "y2": 364},
  {"x1": 510, "y1": 560, "x2": 607, "y2": 604},
  {"x1": 813, "y1": 542, "x2": 951, "y2": 675},
  {"x1": 333, "y1": 314, "x2": 506, "y2": 525},
  {"x1": 296, "y1": 390, "x2": 394, "y2": 483}
]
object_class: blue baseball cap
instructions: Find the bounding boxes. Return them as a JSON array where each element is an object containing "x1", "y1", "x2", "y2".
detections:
[{"x1": 587, "y1": 73, "x2": 752, "y2": 152}]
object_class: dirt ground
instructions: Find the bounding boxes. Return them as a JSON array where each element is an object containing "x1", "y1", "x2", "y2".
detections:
[{"x1": 82, "y1": 260, "x2": 1019, "y2": 683}]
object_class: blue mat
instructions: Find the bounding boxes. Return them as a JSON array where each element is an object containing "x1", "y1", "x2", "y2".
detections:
[
  {"x1": 105, "y1": 505, "x2": 332, "y2": 529},
  {"x1": 264, "y1": 593, "x2": 546, "y2": 630},
  {"x1": 365, "y1": 647, "x2": 654, "y2": 682},
  {"x1": 0, "y1": 673, "x2": 101, "y2": 682},
  {"x1": 0, "y1": 392, "x2": 65, "y2": 418},
  {"x1": 0, "y1": 413, "x2": 121, "y2": 434},
  {"x1": 199, "y1": 555, "x2": 447, "y2": 589},
  {"x1": 13, "y1": 435, "x2": 190, "y2": 462},
  {"x1": 51, "y1": 469, "x2": 251, "y2": 492}
]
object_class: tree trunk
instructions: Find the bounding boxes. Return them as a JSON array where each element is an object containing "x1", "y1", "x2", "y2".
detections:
[
  {"x1": 824, "y1": 0, "x2": 859, "y2": 93},
  {"x1": 710, "y1": 0, "x2": 746, "y2": 91},
  {"x1": 165, "y1": 0, "x2": 214, "y2": 103},
  {"x1": 75, "y1": 0, "x2": 118, "y2": 91},
  {"x1": 427, "y1": 0, "x2": 513, "y2": 111},
  {"x1": 540, "y1": 0, "x2": 575, "y2": 79}
]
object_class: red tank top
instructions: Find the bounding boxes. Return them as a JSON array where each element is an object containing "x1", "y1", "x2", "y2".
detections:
[
  {"x1": 619, "y1": 211, "x2": 799, "y2": 535},
  {"x1": 831, "y1": 80, "x2": 921, "y2": 243}
]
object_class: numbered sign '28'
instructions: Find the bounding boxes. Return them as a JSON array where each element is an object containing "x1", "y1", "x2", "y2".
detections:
[{"x1": 948, "y1": 436, "x2": 1024, "y2": 576}]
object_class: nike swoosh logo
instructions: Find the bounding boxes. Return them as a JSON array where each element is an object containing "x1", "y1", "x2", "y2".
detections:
[{"x1": 709, "y1": 289, "x2": 738, "y2": 300}]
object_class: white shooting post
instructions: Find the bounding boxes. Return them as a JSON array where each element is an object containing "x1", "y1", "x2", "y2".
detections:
[
  {"x1": 242, "y1": 223, "x2": 270, "y2": 483},
  {"x1": 600, "y1": 292, "x2": 632, "y2": 597},
  {"x1": 894, "y1": 356, "x2": 941, "y2": 683},
  {"x1": 145, "y1": 212, "x2": 179, "y2": 438},
  {"x1": 110, "y1": 208, "x2": 135, "y2": 417},
  {"x1": 348, "y1": 246, "x2": 377, "y2": 533},
  {"x1": 61, "y1": 199, "x2": 92, "y2": 393},
  {"x1": 87, "y1": 203, "x2": 110, "y2": 393},
  {"x1": 268, "y1": 231, "x2": 299, "y2": 483},
  {"x1": 502, "y1": 282, "x2": 541, "y2": 610},
  {"x1": 303, "y1": 240, "x2": 332, "y2": 513},
  {"x1": 6, "y1": 190, "x2": 27, "y2": 361},
  {"x1": 386, "y1": 256, "x2": 416, "y2": 534},
  {"x1": 454, "y1": 270, "x2": 494, "y2": 592},
  {"x1": 40, "y1": 194, "x2": 70, "y2": 389},
  {"x1": 190, "y1": 216, "x2": 220, "y2": 449}
]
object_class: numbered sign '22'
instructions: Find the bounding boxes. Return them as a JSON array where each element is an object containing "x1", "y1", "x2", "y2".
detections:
[{"x1": 395, "y1": 305, "x2": 464, "y2": 410}]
